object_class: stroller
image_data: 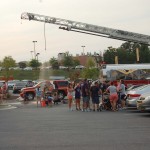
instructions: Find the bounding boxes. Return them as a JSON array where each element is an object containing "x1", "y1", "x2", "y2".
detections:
[
  {"x1": 99, "y1": 93, "x2": 112, "y2": 111},
  {"x1": 43, "y1": 91, "x2": 53, "y2": 106}
]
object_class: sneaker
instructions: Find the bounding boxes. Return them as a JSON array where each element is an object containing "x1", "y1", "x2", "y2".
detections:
[
  {"x1": 82, "y1": 109, "x2": 85, "y2": 112},
  {"x1": 87, "y1": 108, "x2": 91, "y2": 112}
]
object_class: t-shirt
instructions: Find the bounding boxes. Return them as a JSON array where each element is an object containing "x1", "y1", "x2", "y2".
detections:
[
  {"x1": 119, "y1": 84, "x2": 126, "y2": 95},
  {"x1": 107, "y1": 85, "x2": 117, "y2": 95},
  {"x1": 36, "y1": 88, "x2": 42, "y2": 97},
  {"x1": 74, "y1": 86, "x2": 81, "y2": 99},
  {"x1": 82, "y1": 83, "x2": 89, "y2": 97},
  {"x1": 90, "y1": 86, "x2": 99, "y2": 98}
]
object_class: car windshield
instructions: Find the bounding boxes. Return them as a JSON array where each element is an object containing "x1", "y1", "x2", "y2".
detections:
[
  {"x1": 15, "y1": 82, "x2": 26, "y2": 86},
  {"x1": 57, "y1": 81, "x2": 68, "y2": 87},
  {"x1": 131, "y1": 84, "x2": 150, "y2": 91}
]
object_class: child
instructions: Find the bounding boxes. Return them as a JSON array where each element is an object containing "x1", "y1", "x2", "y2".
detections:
[
  {"x1": 53, "y1": 92, "x2": 61, "y2": 104},
  {"x1": 35, "y1": 86, "x2": 42, "y2": 107},
  {"x1": 46, "y1": 92, "x2": 53, "y2": 107}
]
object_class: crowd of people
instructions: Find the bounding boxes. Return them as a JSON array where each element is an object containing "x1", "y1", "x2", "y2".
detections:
[
  {"x1": 32, "y1": 79, "x2": 127, "y2": 112},
  {"x1": 67, "y1": 79, "x2": 126, "y2": 112}
]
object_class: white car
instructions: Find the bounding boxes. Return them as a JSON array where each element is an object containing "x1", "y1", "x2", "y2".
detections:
[
  {"x1": 137, "y1": 92, "x2": 150, "y2": 111},
  {"x1": 126, "y1": 84, "x2": 150, "y2": 107},
  {"x1": 24, "y1": 67, "x2": 33, "y2": 70},
  {"x1": 75, "y1": 65, "x2": 86, "y2": 69}
]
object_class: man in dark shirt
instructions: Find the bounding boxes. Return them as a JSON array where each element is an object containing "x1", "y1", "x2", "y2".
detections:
[
  {"x1": 81, "y1": 79, "x2": 90, "y2": 111},
  {"x1": 90, "y1": 82, "x2": 102, "y2": 111}
]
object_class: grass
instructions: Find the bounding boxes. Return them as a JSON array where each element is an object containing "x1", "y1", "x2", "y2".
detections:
[{"x1": 0, "y1": 69, "x2": 72, "y2": 81}]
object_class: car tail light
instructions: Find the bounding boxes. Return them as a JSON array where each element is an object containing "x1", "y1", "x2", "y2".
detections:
[{"x1": 128, "y1": 94, "x2": 141, "y2": 98}]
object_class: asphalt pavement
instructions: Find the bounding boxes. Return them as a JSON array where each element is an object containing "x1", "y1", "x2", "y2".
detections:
[{"x1": 0, "y1": 100, "x2": 150, "y2": 150}]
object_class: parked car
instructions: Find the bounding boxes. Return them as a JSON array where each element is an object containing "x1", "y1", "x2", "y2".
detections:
[
  {"x1": 7, "y1": 80, "x2": 17, "y2": 89},
  {"x1": 24, "y1": 67, "x2": 33, "y2": 70},
  {"x1": 20, "y1": 80, "x2": 69, "y2": 100},
  {"x1": 126, "y1": 84, "x2": 150, "y2": 107},
  {"x1": 137, "y1": 92, "x2": 150, "y2": 111},
  {"x1": 126, "y1": 84, "x2": 143, "y2": 92},
  {"x1": 75, "y1": 65, "x2": 86, "y2": 69},
  {"x1": 13, "y1": 81, "x2": 27, "y2": 94}
]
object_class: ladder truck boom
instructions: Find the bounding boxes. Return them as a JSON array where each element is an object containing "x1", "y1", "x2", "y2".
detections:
[{"x1": 21, "y1": 12, "x2": 150, "y2": 45}]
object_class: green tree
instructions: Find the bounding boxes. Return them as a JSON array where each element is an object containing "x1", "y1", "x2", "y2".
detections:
[
  {"x1": 81, "y1": 68, "x2": 99, "y2": 80},
  {"x1": 49, "y1": 57, "x2": 59, "y2": 69},
  {"x1": 63, "y1": 52, "x2": 74, "y2": 70},
  {"x1": 18, "y1": 61, "x2": 27, "y2": 70},
  {"x1": 73, "y1": 58, "x2": 80, "y2": 67},
  {"x1": 29, "y1": 59, "x2": 40, "y2": 69},
  {"x1": 86, "y1": 57, "x2": 95, "y2": 68},
  {"x1": 2, "y1": 56, "x2": 16, "y2": 78}
]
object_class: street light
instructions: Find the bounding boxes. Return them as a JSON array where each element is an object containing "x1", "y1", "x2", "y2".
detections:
[
  {"x1": 36, "y1": 53, "x2": 40, "y2": 61},
  {"x1": 93, "y1": 52, "x2": 104, "y2": 78},
  {"x1": 30, "y1": 51, "x2": 33, "y2": 59},
  {"x1": 81, "y1": 46, "x2": 85, "y2": 55},
  {"x1": 32, "y1": 41, "x2": 37, "y2": 59}
]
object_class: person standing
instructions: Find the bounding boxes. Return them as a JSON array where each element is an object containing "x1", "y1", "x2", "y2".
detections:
[
  {"x1": 74, "y1": 82, "x2": 81, "y2": 110},
  {"x1": 81, "y1": 79, "x2": 90, "y2": 112},
  {"x1": 117, "y1": 80, "x2": 126, "y2": 109},
  {"x1": 1, "y1": 82, "x2": 7, "y2": 99},
  {"x1": 35, "y1": 85, "x2": 42, "y2": 107},
  {"x1": 67, "y1": 83, "x2": 74, "y2": 111},
  {"x1": 90, "y1": 82, "x2": 102, "y2": 111},
  {"x1": 106, "y1": 82, "x2": 118, "y2": 111}
]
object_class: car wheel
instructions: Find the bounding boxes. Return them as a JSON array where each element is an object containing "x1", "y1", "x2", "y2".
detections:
[
  {"x1": 27, "y1": 93, "x2": 34, "y2": 100},
  {"x1": 58, "y1": 91, "x2": 65, "y2": 100}
]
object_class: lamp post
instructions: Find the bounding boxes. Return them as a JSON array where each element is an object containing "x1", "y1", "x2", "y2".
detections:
[
  {"x1": 93, "y1": 53, "x2": 103, "y2": 78},
  {"x1": 81, "y1": 46, "x2": 85, "y2": 55},
  {"x1": 32, "y1": 41, "x2": 37, "y2": 59},
  {"x1": 36, "y1": 53, "x2": 40, "y2": 61},
  {"x1": 30, "y1": 51, "x2": 33, "y2": 59}
]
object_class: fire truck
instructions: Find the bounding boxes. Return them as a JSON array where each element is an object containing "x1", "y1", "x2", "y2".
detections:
[{"x1": 21, "y1": 12, "x2": 150, "y2": 87}]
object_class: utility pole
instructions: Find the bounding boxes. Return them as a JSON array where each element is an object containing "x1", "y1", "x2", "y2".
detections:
[
  {"x1": 81, "y1": 46, "x2": 85, "y2": 55},
  {"x1": 32, "y1": 41, "x2": 37, "y2": 59}
]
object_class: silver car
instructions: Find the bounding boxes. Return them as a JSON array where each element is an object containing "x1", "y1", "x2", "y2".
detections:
[
  {"x1": 126, "y1": 84, "x2": 150, "y2": 108},
  {"x1": 137, "y1": 92, "x2": 150, "y2": 111}
]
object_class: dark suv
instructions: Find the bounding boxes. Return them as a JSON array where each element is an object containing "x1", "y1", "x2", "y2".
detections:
[{"x1": 13, "y1": 81, "x2": 27, "y2": 94}]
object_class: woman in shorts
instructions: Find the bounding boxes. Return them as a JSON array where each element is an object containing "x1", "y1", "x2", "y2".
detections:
[
  {"x1": 106, "y1": 82, "x2": 118, "y2": 111},
  {"x1": 67, "y1": 83, "x2": 74, "y2": 111}
]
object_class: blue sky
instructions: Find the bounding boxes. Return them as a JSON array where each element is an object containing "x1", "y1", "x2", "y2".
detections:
[{"x1": 0, "y1": 0, "x2": 150, "y2": 62}]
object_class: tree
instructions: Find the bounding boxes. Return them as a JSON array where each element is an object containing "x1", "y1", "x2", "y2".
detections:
[
  {"x1": 29, "y1": 59, "x2": 40, "y2": 69},
  {"x1": 86, "y1": 57, "x2": 96, "y2": 68},
  {"x1": 73, "y1": 58, "x2": 80, "y2": 67},
  {"x1": 81, "y1": 68, "x2": 99, "y2": 80},
  {"x1": 2, "y1": 56, "x2": 16, "y2": 78},
  {"x1": 18, "y1": 61, "x2": 27, "y2": 70},
  {"x1": 49, "y1": 57, "x2": 59, "y2": 69},
  {"x1": 63, "y1": 52, "x2": 74, "y2": 70}
]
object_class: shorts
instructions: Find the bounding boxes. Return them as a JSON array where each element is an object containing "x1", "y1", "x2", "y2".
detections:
[
  {"x1": 92, "y1": 97, "x2": 99, "y2": 104},
  {"x1": 83, "y1": 96, "x2": 89, "y2": 103},
  {"x1": 121, "y1": 94, "x2": 126, "y2": 101},
  {"x1": 109, "y1": 93, "x2": 118, "y2": 102}
]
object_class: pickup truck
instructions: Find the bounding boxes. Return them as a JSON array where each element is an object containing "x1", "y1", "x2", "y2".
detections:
[{"x1": 20, "y1": 80, "x2": 69, "y2": 100}]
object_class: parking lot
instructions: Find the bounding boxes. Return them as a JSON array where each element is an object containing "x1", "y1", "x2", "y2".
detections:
[{"x1": 0, "y1": 100, "x2": 150, "y2": 150}]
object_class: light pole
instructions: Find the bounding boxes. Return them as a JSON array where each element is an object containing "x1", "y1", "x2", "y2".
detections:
[
  {"x1": 30, "y1": 51, "x2": 33, "y2": 59},
  {"x1": 33, "y1": 41, "x2": 37, "y2": 59},
  {"x1": 36, "y1": 53, "x2": 40, "y2": 61},
  {"x1": 81, "y1": 46, "x2": 85, "y2": 55}
]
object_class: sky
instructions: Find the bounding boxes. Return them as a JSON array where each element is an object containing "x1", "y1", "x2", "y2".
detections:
[{"x1": 0, "y1": 0, "x2": 150, "y2": 63}]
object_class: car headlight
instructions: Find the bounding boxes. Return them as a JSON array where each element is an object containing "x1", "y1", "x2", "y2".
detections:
[{"x1": 139, "y1": 97, "x2": 145, "y2": 100}]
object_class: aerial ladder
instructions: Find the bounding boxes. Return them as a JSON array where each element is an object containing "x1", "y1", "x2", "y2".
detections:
[{"x1": 21, "y1": 12, "x2": 150, "y2": 45}]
